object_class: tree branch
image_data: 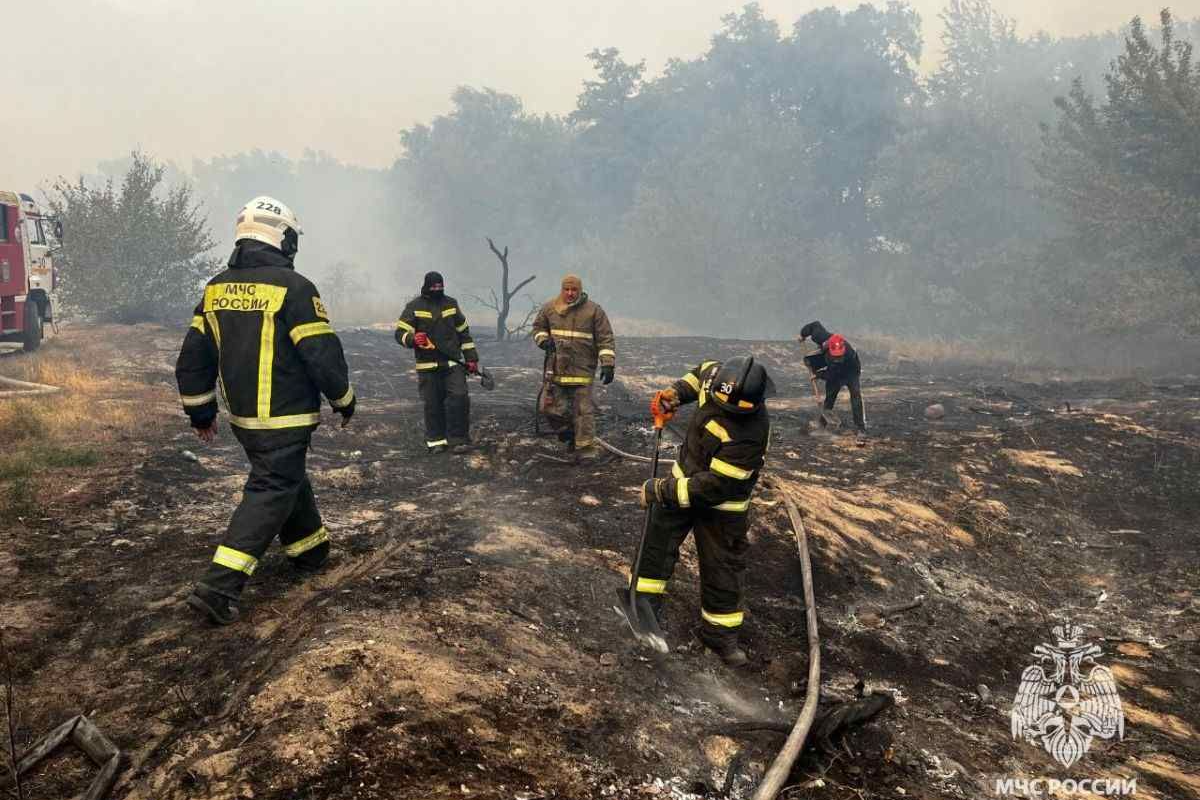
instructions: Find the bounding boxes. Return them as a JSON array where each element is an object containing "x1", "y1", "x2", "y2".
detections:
[{"x1": 507, "y1": 274, "x2": 537, "y2": 299}]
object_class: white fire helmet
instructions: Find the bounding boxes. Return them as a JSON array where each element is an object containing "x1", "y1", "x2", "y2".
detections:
[{"x1": 234, "y1": 196, "x2": 303, "y2": 255}]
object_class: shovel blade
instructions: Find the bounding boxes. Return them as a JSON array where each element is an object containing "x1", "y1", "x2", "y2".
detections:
[{"x1": 611, "y1": 589, "x2": 669, "y2": 654}]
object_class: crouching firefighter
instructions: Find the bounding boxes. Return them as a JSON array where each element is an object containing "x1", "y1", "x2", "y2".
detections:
[
  {"x1": 394, "y1": 271, "x2": 478, "y2": 453},
  {"x1": 799, "y1": 320, "x2": 866, "y2": 436},
  {"x1": 176, "y1": 196, "x2": 355, "y2": 625},
  {"x1": 532, "y1": 274, "x2": 616, "y2": 461},
  {"x1": 620, "y1": 356, "x2": 774, "y2": 666}
]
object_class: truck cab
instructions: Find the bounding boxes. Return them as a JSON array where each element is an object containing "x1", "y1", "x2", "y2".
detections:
[{"x1": 0, "y1": 190, "x2": 57, "y2": 351}]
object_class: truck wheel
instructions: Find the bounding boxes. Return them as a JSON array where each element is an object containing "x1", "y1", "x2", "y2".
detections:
[{"x1": 22, "y1": 302, "x2": 43, "y2": 352}]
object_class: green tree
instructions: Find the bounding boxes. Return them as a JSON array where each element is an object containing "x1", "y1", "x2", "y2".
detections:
[
  {"x1": 49, "y1": 151, "x2": 218, "y2": 323},
  {"x1": 1039, "y1": 10, "x2": 1200, "y2": 332},
  {"x1": 398, "y1": 87, "x2": 577, "y2": 292}
]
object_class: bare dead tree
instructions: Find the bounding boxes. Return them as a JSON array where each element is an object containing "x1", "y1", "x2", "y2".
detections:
[
  {"x1": 480, "y1": 238, "x2": 536, "y2": 341},
  {"x1": 506, "y1": 295, "x2": 540, "y2": 339},
  {"x1": 0, "y1": 628, "x2": 24, "y2": 800}
]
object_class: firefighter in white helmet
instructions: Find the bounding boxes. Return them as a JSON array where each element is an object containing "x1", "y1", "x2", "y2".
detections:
[{"x1": 176, "y1": 196, "x2": 355, "y2": 625}]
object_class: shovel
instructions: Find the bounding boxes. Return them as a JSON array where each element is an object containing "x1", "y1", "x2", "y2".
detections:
[
  {"x1": 613, "y1": 392, "x2": 671, "y2": 654},
  {"x1": 422, "y1": 340, "x2": 496, "y2": 391}
]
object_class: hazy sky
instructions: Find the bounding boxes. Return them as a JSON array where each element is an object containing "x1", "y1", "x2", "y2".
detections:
[{"x1": 10, "y1": 0, "x2": 1193, "y2": 191}]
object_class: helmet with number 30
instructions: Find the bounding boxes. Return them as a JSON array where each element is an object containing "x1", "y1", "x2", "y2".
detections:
[
  {"x1": 234, "y1": 196, "x2": 303, "y2": 256},
  {"x1": 711, "y1": 356, "x2": 776, "y2": 415}
]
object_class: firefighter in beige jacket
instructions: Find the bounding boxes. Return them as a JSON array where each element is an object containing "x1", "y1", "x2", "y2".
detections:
[{"x1": 532, "y1": 274, "x2": 616, "y2": 460}]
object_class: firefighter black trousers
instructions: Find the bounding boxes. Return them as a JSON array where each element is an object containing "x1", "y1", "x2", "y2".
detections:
[
  {"x1": 633, "y1": 504, "x2": 750, "y2": 644},
  {"x1": 200, "y1": 438, "x2": 329, "y2": 600},
  {"x1": 418, "y1": 366, "x2": 469, "y2": 447},
  {"x1": 823, "y1": 373, "x2": 866, "y2": 431}
]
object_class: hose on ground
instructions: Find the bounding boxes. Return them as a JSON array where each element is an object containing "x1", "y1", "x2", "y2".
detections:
[
  {"x1": 750, "y1": 481, "x2": 821, "y2": 800},
  {"x1": 0, "y1": 375, "x2": 61, "y2": 399}
]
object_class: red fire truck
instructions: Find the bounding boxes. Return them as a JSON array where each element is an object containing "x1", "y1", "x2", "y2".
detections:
[{"x1": 0, "y1": 191, "x2": 58, "y2": 351}]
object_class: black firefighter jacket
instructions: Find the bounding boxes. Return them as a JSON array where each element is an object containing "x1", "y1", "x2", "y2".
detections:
[
  {"x1": 175, "y1": 241, "x2": 354, "y2": 449},
  {"x1": 394, "y1": 293, "x2": 477, "y2": 371},
  {"x1": 800, "y1": 321, "x2": 861, "y2": 381},
  {"x1": 654, "y1": 361, "x2": 770, "y2": 515}
]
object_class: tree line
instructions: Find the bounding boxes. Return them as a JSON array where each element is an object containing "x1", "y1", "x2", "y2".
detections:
[{"x1": 49, "y1": 1, "x2": 1200, "y2": 346}]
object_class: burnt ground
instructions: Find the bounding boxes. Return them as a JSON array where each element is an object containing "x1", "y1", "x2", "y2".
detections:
[{"x1": 2, "y1": 325, "x2": 1199, "y2": 800}]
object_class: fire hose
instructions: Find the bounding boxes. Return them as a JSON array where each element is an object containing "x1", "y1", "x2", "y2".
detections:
[
  {"x1": 0, "y1": 375, "x2": 61, "y2": 399},
  {"x1": 750, "y1": 479, "x2": 822, "y2": 800}
]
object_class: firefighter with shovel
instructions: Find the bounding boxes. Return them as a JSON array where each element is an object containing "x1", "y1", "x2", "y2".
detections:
[
  {"x1": 395, "y1": 271, "x2": 483, "y2": 453},
  {"x1": 799, "y1": 321, "x2": 866, "y2": 437},
  {"x1": 616, "y1": 356, "x2": 775, "y2": 666}
]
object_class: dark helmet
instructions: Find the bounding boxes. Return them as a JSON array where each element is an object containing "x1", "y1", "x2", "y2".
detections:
[{"x1": 711, "y1": 356, "x2": 776, "y2": 414}]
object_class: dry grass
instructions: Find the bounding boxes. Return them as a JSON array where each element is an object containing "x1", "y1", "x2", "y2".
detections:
[
  {"x1": 0, "y1": 337, "x2": 140, "y2": 517},
  {"x1": 855, "y1": 333, "x2": 1037, "y2": 371}
]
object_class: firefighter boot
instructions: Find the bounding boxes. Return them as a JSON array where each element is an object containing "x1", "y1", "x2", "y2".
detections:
[
  {"x1": 186, "y1": 585, "x2": 240, "y2": 626},
  {"x1": 698, "y1": 625, "x2": 748, "y2": 667},
  {"x1": 557, "y1": 427, "x2": 575, "y2": 452}
]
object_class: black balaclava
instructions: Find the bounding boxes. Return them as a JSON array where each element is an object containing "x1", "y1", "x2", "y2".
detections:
[{"x1": 422, "y1": 271, "x2": 445, "y2": 300}]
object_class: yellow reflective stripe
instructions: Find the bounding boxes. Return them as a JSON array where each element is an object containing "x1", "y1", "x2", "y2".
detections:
[
  {"x1": 598, "y1": 348, "x2": 615, "y2": 358},
  {"x1": 181, "y1": 390, "x2": 216, "y2": 407},
  {"x1": 256, "y1": 312, "x2": 275, "y2": 418},
  {"x1": 676, "y1": 478, "x2": 691, "y2": 508},
  {"x1": 702, "y1": 608, "x2": 744, "y2": 628},
  {"x1": 414, "y1": 310, "x2": 434, "y2": 319},
  {"x1": 636, "y1": 577, "x2": 667, "y2": 594},
  {"x1": 715, "y1": 499, "x2": 751, "y2": 512},
  {"x1": 205, "y1": 312, "x2": 229, "y2": 402},
  {"x1": 331, "y1": 387, "x2": 354, "y2": 408},
  {"x1": 672, "y1": 461, "x2": 685, "y2": 479},
  {"x1": 228, "y1": 412, "x2": 320, "y2": 430},
  {"x1": 461, "y1": 342, "x2": 477, "y2": 350},
  {"x1": 533, "y1": 331, "x2": 549, "y2": 343},
  {"x1": 396, "y1": 319, "x2": 415, "y2": 332},
  {"x1": 213, "y1": 545, "x2": 257, "y2": 575},
  {"x1": 415, "y1": 362, "x2": 440, "y2": 371},
  {"x1": 289, "y1": 321, "x2": 334, "y2": 345},
  {"x1": 555, "y1": 376, "x2": 593, "y2": 385},
  {"x1": 205, "y1": 312, "x2": 222, "y2": 347},
  {"x1": 550, "y1": 329, "x2": 593, "y2": 340},
  {"x1": 711, "y1": 458, "x2": 753, "y2": 480},
  {"x1": 456, "y1": 321, "x2": 469, "y2": 333},
  {"x1": 682, "y1": 372, "x2": 701, "y2": 391},
  {"x1": 705, "y1": 420, "x2": 732, "y2": 442},
  {"x1": 285, "y1": 526, "x2": 328, "y2": 557},
  {"x1": 190, "y1": 315, "x2": 205, "y2": 333},
  {"x1": 700, "y1": 360, "x2": 718, "y2": 372},
  {"x1": 442, "y1": 307, "x2": 458, "y2": 318},
  {"x1": 427, "y1": 439, "x2": 449, "y2": 447}
]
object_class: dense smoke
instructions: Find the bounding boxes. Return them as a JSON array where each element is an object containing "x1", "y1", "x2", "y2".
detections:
[{"x1": 19, "y1": 2, "x2": 1200, "y2": 369}]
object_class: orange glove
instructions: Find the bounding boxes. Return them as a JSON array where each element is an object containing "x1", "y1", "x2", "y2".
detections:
[{"x1": 650, "y1": 389, "x2": 678, "y2": 428}]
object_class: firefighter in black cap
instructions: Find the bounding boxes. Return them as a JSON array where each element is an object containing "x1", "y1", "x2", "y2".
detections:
[
  {"x1": 619, "y1": 356, "x2": 774, "y2": 666},
  {"x1": 395, "y1": 272, "x2": 479, "y2": 453},
  {"x1": 176, "y1": 196, "x2": 354, "y2": 625}
]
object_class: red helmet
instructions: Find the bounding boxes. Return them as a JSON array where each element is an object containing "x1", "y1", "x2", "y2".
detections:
[{"x1": 825, "y1": 334, "x2": 847, "y2": 359}]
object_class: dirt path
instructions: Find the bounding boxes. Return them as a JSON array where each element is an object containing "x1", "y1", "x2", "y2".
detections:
[{"x1": 3, "y1": 326, "x2": 1198, "y2": 799}]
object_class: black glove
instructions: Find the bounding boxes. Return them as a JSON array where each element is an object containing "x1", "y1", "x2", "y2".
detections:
[
  {"x1": 601, "y1": 365, "x2": 614, "y2": 385},
  {"x1": 335, "y1": 395, "x2": 356, "y2": 425},
  {"x1": 538, "y1": 337, "x2": 556, "y2": 352}
]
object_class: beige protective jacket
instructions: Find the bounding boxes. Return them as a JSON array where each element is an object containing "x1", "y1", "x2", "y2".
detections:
[{"x1": 532, "y1": 294, "x2": 615, "y2": 385}]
